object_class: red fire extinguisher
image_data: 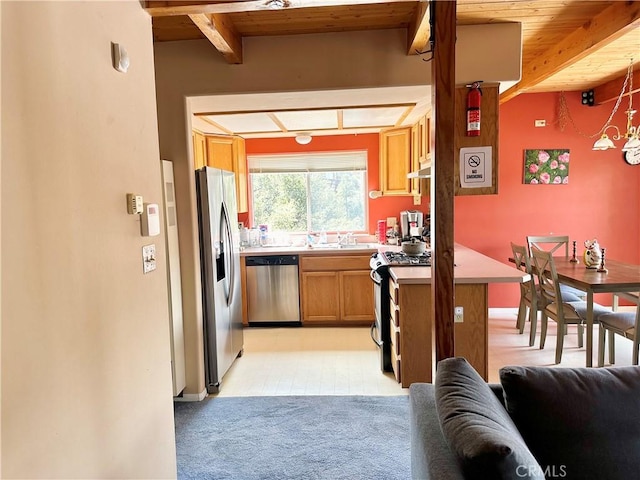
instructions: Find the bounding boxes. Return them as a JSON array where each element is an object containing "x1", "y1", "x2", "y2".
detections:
[{"x1": 466, "y1": 81, "x2": 482, "y2": 137}]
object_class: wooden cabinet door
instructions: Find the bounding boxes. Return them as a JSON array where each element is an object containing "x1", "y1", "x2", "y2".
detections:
[
  {"x1": 206, "y1": 135, "x2": 234, "y2": 172},
  {"x1": 379, "y1": 127, "x2": 411, "y2": 195},
  {"x1": 193, "y1": 131, "x2": 207, "y2": 170},
  {"x1": 232, "y1": 136, "x2": 248, "y2": 213},
  {"x1": 418, "y1": 115, "x2": 429, "y2": 163},
  {"x1": 410, "y1": 125, "x2": 421, "y2": 196},
  {"x1": 339, "y1": 270, "x2": 374, "y2": 322},
  {"x1": 301, "y1": 271, "x2": 340, "y2": 323}
]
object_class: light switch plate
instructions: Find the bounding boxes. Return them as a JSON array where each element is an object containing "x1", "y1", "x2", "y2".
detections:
[
  {"x1": 142, "y1": 244, "x2": 156, "y2": 274},
  {"x1": 454, "y1": 306, "x2": 464, "y2": 323}
]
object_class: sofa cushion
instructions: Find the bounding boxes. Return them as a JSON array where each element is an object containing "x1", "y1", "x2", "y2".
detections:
[
  {"x1": 500, "y1": 365, "x2": 640, "y2": 480},
  {"x1": 435, "y1": 357, "x2": 543, "y2": 479}
]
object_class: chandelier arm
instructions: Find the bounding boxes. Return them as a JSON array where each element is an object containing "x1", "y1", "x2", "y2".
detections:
[{"x1": 595, "y1": 65, "x2": 630, "y2": 136}]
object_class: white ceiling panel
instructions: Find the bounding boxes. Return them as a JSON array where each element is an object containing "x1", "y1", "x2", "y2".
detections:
[
  {"x1": 342, "y1": 106, "x2": 409, "y2": 128},
  {"x1": 204, "y1": 113, "x2": 280, "y2": 133},
  {"x1": 276, "y1": 109, "x2": 338, "y2": 130}
]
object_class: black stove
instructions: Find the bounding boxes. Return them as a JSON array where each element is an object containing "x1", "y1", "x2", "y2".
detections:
[{"x1": 368, "y1": 249, "x2": 432, "y2": 375}]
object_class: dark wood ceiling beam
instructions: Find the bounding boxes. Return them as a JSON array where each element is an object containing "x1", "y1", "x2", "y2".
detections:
[
  {"x1": 145, "y1": 0, "x2": 419, "y2": 17},
  {"x1": 593, "y1": 66, "x2": 640, "y2": 105},
  {"x1": 407, "y1": 1, "x2": 430, "y2": 56},
  {"x1": 188, "y1": 13, "x2": 243, "y2": 64},
  {"x1": 500, "y1": 0, "x2": 640, "y2": 104}
]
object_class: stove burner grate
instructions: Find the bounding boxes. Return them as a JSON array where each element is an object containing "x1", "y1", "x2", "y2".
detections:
[{"x1": 383, "y1": 250, "x2": 432, "y2": 266}]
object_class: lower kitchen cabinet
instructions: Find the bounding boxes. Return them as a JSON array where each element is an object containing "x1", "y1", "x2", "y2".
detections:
[
  {"x1": 301, "y1": 271, "x2": 340, "y2": 322},
  {"x1": 340, "y1": 270, "x2": 374, "y2": 321},
  {"x1": 300, "y1": 254, "x2": 374, "y2": 325},
  {"x1": 388, "y1": 277, "x2": 488, "y2": 387}
]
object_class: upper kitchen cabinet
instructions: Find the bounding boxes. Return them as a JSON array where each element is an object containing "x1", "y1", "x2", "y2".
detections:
[
  {"x1": 193, "y1": 131, "x2": 207, "y2": 170},
  {"x1": 192, "y1": 132, "x2": 249, "y2": 213},
  {"x1": 379, "y1": 127, "x2": 412, "y2": 195},
  {"x1": 205, "y1": 134, "x2": 234, "y2": 172},
  {"x1": 232, "y1": 136, "x2": 248, "y2": 213}
]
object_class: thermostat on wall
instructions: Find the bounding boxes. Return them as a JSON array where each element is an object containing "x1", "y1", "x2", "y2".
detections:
[{"x1": 141, "y1": 203, "x2": 160, "y2": 237}]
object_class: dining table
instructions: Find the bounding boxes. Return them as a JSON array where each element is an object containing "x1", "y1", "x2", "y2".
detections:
[{"x1": 540, "y1": 257, "x2": 640, "y2": 367}]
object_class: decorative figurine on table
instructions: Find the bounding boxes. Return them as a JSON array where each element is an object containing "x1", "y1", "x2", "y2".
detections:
[{"x1": 583, "y1": 239, "x2": 602, "y2": 269}]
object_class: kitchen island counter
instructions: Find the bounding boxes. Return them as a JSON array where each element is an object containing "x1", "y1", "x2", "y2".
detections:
[
  {"x1": 389, "y1": 243, "x2": 528, "y2": 284},
  {"x1": 386, "y1": 244, "x2": 527, "y2": 385}
]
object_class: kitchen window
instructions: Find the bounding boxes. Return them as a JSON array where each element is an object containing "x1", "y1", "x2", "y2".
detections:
[{"x1": 248, "y1": 151, "x2": 367, "y2": 233}]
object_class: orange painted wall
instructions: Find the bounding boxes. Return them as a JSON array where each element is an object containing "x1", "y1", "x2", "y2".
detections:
[
  {"x1": 243, "y1": 92, "x2": 639, "y2": 308},
  {"x1": 243, "y1": 133, "x2": 421, "y2": 232},
  {"x1": 456, "y1": 91, "x2": 640, "y2": 307}
]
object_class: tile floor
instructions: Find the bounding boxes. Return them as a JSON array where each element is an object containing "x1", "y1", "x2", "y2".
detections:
[{"x1": 216, "y1": 307, "x2": 638, "y2": 397}]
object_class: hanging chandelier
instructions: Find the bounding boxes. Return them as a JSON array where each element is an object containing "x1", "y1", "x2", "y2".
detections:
[{"x1": 592, "y1": 60, "x2": 640, "y2": 152}]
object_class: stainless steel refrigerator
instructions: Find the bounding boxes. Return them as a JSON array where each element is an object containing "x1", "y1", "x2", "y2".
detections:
[{"x1": 196, "y1": 167, "x2": 244, "y2": 394}]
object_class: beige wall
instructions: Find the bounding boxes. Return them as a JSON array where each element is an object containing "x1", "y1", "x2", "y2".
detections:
[
  {"x1": 1, "y1": 2, "x2": 177, "y2": 478},
  {"x1": 153, "y1": 30, "x2": 431, "y2": 396}
]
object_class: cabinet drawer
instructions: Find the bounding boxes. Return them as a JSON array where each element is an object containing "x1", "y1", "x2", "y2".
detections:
[
  {"x1": 389, "y1": 278, "x2": 398, "y2": 304},
  {"x1": 391, "y1": 344, "x2": 401, "y2": 383},
  {"x1": 301, "y1": 255, "x2": 370, "y2": 271},
  {"x1": 390, "y1": 319, "x2": 401, "y2": 355},
  {"x1": 389, "y1": 299, "x2": 399, "y2": 327}
]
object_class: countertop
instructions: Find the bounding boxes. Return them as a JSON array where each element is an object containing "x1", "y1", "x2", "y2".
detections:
[
  {"x1": 240, "y1": 242, "x2": 528, "y2": 285},
  {"x1": 240, "y1": 243, "x2": 390, "y2": 256},
  {"x1": 389, "y1": 244, "x2": 529, "y2": 285}
]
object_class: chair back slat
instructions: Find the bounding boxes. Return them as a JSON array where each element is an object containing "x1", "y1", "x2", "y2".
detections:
[
  {"x1": 531, "y1": 247, "x2": 564, "y2": 317},
  {"x1": 511, "y1": 242, "x2": 536, "y2": 301},
  {"x1": 526, "y1": 235, "x2": 570, "y2": 258}
]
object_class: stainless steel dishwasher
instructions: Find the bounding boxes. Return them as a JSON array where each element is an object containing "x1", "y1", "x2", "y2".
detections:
[{"x1": 245, "y1": 255, "x2": 301, "y2": 325}]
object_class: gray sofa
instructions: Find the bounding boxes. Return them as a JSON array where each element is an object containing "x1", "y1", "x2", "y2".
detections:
[{"x1": 409, "y1": 357, "x2": 640, "y2": 480}]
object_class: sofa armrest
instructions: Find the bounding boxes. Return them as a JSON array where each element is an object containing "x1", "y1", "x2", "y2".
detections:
[{"x1": 409, "y1": 383, "x2": 466, "y2": 480}]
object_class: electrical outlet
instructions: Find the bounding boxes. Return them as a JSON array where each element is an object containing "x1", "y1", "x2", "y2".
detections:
[
  {"x1": 454, "y1": 306, "x2": 464, "y2": 323},
  {"x1": 413, "y1": 195, "x2": 421, "y2": 205},
  {"x1": 534, "y1": 119, "x2": 546, "y2": 127}
]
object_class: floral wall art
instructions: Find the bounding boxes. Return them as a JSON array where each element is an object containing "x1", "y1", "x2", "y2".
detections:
[{"x1": 523, "y1": 149, "x2": 570, "y2": 184}]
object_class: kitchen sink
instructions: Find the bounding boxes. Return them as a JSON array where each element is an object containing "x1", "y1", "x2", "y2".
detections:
[{"x1": 312, "y1": 243, "x2": 376, "y2": 249}]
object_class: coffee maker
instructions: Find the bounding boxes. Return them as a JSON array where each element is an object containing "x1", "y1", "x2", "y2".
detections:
[{"x1": 400, "y1": 210, "x2": 424, "y2": 239}]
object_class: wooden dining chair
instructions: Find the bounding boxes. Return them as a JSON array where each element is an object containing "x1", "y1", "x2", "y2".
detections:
[
  {"x1": 526, "y1": 235, "x2": 571, "y2": 257},
  {"x1": 598, "y1": 293, "x2": 640, "y2": 367},
  {"x1": 531, "y1": 247, "x2": 611, "y2": 364},
  {"x1": 526, "y1": 235, "x2": 587, "y2": 300},
  {"x1": 510, "y1": 242, "x2": 539, "y2": 346}
]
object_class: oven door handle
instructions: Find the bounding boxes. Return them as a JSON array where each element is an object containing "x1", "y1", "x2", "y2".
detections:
[
  {"x1": 370, "y1": 322, "x2": 383, "y2": 347},
  {"x1": 370, "y1": 269, "x2": 381, "y2": 285}
]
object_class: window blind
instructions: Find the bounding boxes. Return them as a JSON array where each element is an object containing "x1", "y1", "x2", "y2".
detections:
[{"x1": 248, "y1": 151, "x2": 367, "y2": 173}]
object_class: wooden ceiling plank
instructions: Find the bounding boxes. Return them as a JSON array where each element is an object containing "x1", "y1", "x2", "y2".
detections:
[
  {"x1": 194, "y1": 103, "x2": 416, "y2": 116},
  {"x1": 145, "y1": 0, "x2": 419, "y2": 17},
  {"x1": 395, "y1": 105, "x2": 415, "y2": 126},
  {"x1": 593, "y1": 66, "x2": 640, "y2": 105},
  {"x1": 201, "y1": 116, "x2": 234, "y2": 134},
  {"x1": 267, "y1": 113, "x2": 289, "y2": 132},
  {"x1": 407, "y1": 1, "x2": 430, "y2": 55},
  {"x1": 188, "y1": 13, "x2": 243, "y2": 64},
  {"x1": 500, "y1": 1, "x2": 640, "y2": 103}
]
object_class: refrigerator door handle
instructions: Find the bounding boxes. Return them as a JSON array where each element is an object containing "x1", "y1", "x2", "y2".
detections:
[{"x1": 221, "y1": 202, "x2": 236, "y2": 307}]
